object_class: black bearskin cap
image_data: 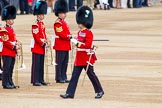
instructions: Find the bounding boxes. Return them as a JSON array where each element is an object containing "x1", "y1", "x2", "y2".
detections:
[
  {"x1": 76, "y1": 6, "x2": 93, "y2": 29},
  {"x1": 34, "y1": 1, "x2": 47, "y2": 15},
  {"x1": 1, "y1": 5, "x2": 16, "y2": 21},
  {"x1": 54, "y1": 0, "x2": 68, "y2": 16}
]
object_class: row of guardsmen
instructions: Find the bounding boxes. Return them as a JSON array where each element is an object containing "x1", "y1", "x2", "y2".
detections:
[{"x1": 0, "y1": 0, "x2": 104, "y2": 99}]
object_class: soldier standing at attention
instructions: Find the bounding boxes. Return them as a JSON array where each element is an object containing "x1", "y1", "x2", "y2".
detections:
[
  {"x1": 1, "y1": 5, "x2": 21, "y2": 89},
  {"x1": 31, "y1": 1, "x2": 49, "y2": 86},
  {"x1": 53, "y1": 0, "x2": 71, "y2": 83},
  {"x1": 60, "y1": 6, "x2": 104, "y2": 99}
]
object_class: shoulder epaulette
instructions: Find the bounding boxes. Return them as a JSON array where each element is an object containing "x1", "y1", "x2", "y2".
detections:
[
  {"x1": 32, "y1": 22, "x2": 39, "y2": 27},
  {"x1": 0, "y1": 28, "x2": 7, "y2": 32},
  {"x1": 55, "y1": 19, "x2": 62, "y2": 25}
]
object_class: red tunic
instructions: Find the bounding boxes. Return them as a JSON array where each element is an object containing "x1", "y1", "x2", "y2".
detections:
[
  {"x1": 1, "y1": 25, "x2": 17, "y2": 57},
  {"x1": 53, "y1": 18, "x2": 71, "y2": 51},
  {"x1": 75, "y1": 29, "x2": 97, "y2": 66},
  {"x1": 0, "y1": 26, "x2": 3, "y2": 55},
  {"x1": 28, "y1": 0, "x2": 32, "y2": 3},
  {"x1": 31, "y1": 21, "x2": 47, "y2": 55}
]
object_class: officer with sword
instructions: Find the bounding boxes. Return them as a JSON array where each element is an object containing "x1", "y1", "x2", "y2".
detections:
[{"x1": 60, "y1": 6, "x2": 104, "y2": 99}]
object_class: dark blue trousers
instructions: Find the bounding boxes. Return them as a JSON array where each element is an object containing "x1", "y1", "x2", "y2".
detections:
[
  {"x1": 0, "y1": 0, "x2": 9, "y2": 7},
  {"x1": 77, "y1": 0, "x2": 83, "y2": 9},
  {"x1": 69, "y1": 0, "x2": 75, "y2": 10},
  {"x1": 69, "y1": 0, "x2": 83, "y2": 10},
  {"x1": 31, "y1": 53, "x2": 45, "y2": 84},
  {"x1": 2, "y1": 56, "x2": 15, "y2": 87},
  {"x1": 55, "y1": 51, "x2": 69, "y2": 81},
  {"x1": 108, "y1": 0, "x2": 114, "y2": 8},
  {"x1": 66, "y1": 65, "x2": 104, "y2": 97},
  {"x1": 133, "y1": 0, "x2": 142, "y2": 8},
  {"x1": 0, "y1": 74, "x2": 2, "y2": 80},
  {"x1": 19, "y1": 0, "x2": 29, "y2": 14},
  {"x1": 142, "y1": 0, "x2": 148, "y2": 6}
]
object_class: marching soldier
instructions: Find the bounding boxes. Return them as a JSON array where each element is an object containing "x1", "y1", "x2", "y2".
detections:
[
  {"x1": 60, "y1": 6, "x2": 104, "y2": 99},
  {"x1": 53, "y1": 0, "x2": 71, "y2": 83},
  {"x1": 1, "y1": 5, "x2": 21, "y2": 89},
  {"x1": 31, "y1": 1, "x2": 49, "y2": 86}
]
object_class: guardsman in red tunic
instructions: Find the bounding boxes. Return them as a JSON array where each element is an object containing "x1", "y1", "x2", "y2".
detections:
[
  {"x1": 60, "y1": 6, "x2": 104, "y2": 99},
  {"x1": 0, "y1": 24, "x2": 3, "y2": 81},
  {"x1": 53, "y1": 0, "x2": 71, "y2": 83},
  {"x1": 1, "y1": 5, "x2": 21, "y2": 89},
  {"x1": 31, "y1": 1, "x2": 48, "y2": 86}
]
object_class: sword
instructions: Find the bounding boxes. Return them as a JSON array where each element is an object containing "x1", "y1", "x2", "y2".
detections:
[
  {"x1": 82, "y1": 45, "x2": 97, "y2": 86},
  {"x1": 93, "y1": 39, "x2": 109, "y2": 41}
]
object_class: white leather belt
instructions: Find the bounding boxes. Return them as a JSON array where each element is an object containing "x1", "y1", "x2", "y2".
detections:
[
  {"x1": 77, "y1": 48, "x2": 91, "y2": 52},
  {"x1": 55, "y1": 36, "x2": 59, "y2": 38}
]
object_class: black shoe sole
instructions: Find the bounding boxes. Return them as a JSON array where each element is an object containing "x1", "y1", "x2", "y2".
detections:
[
  {"x1": 95, "y1": 92, "x2": 104, "y2": 99},
  {"x1": 3, "y1": 87, "x2": 14, "y2": 89},
  {"x1": 33, "y1": 83, "x2": 42, "y2": 86},
  {"x1": 95, "y1": 96, "x2": 103, "y2": 99},
  {"x1": 56, "y1": 80, "x2": 66, "y2": 83},
  {"x1": 41, "y1": 82, "x2": 49, "y2": 86},
  {"x1": 33, "y1": 85, "x2": 41, "y2": 86},
  {"x1": 60, "y1": 95, "x2": 74, "y2": 99}
]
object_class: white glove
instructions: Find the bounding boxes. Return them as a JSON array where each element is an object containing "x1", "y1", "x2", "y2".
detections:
[
  {"x1": 30, "y1": 39, "x2": 35, "y2": 48},
  {"x1": 70, "y1": 38, "x2": 78, "y2": 45},
  {"x1": 10, "y1": 41, "x2": 16, "y2": 45},
  {"x1": 40, "y1": 38, "x2": 45, "y2": 42},
  {"x1": 0, "y1": 69, "x2": 3, "y2": 74},
  {"x1": 67, "y1": 34, "x2": 72, "y2": 38}
]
